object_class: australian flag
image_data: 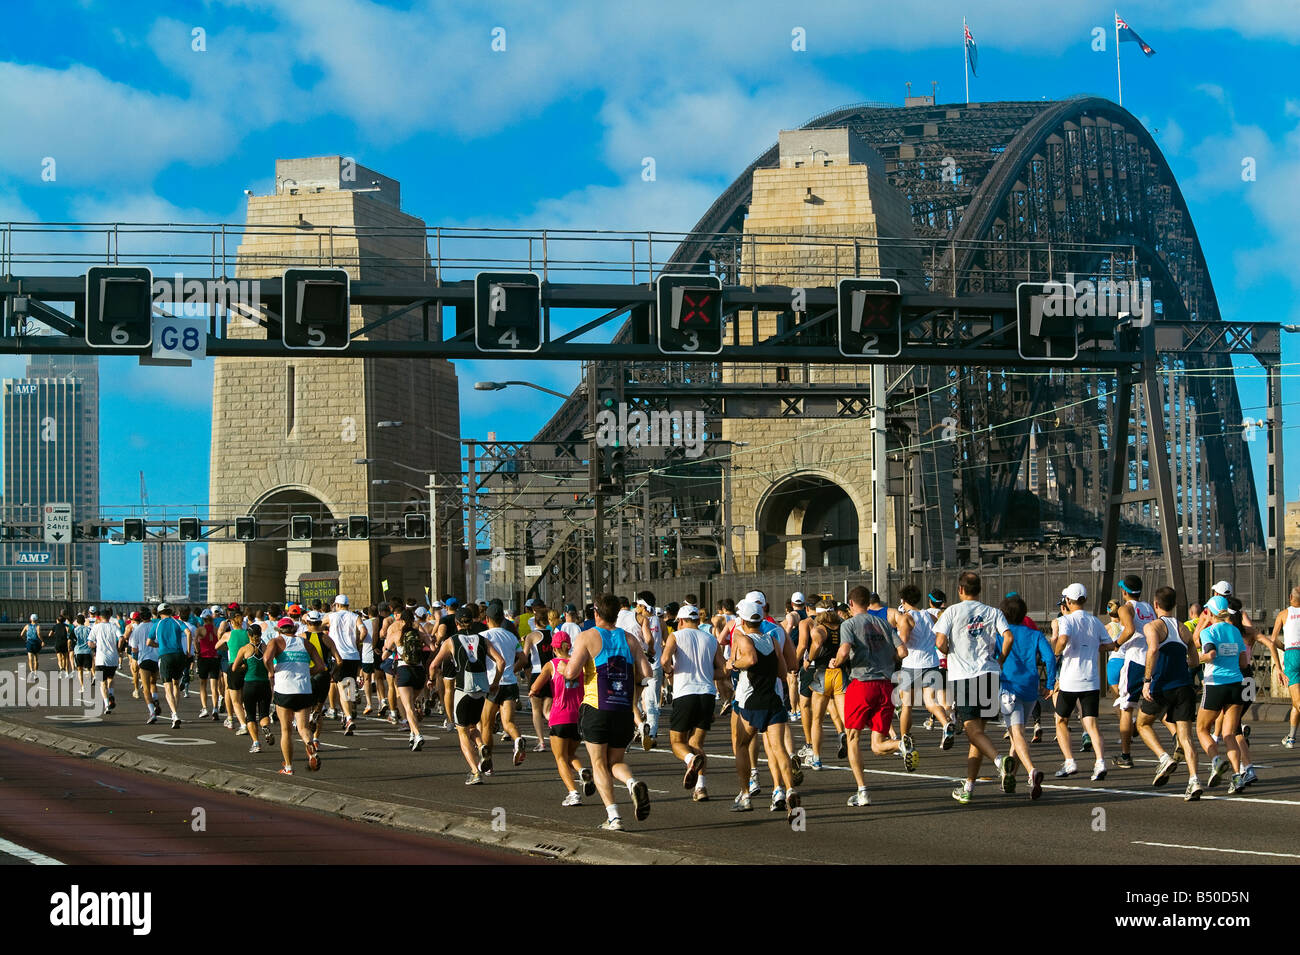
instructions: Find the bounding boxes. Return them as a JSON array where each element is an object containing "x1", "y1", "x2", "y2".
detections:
[
  {"x1": 965, "y1": 22, "x2": 978, "y2": 76},
  {"x1": 1115, "y1": 13, "x2": 1156, "y2": 56}
]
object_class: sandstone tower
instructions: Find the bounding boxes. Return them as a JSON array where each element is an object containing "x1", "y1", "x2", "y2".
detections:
[
  {"x1": 725, "y1": 129, "x2": 921, "y2": 576},
  {"x1": 207, "y1": 157, "x2": 460, "y2": 605}
]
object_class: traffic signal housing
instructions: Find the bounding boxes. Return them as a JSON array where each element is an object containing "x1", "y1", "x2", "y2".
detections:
[
  {"x1": 404, "y1": 513, "x2": 428, "y2": 539},
  {"x1": 178, "y1": 518, "x2": 201, "y2": 541},
  {"x1": 123, "y1": 518, "x2": 145, "y2": 542},
  {"x1": 85, "y1": 266, "x2": 153, "y2": 349},
  {"x1": 235, "y1": 517, "x2": 258, "y2": 542},
  {"x1": 474, "y1": 272, "x2": 542, "y2": 353},
  {"x1": 1015, "y1": 282, "x2": 1080, "y2": 361},
  {"x1": 282, "y1": 268, "x2": 350, "y2": 351},
  {"x1": 837, "y1": 278, "x2": 902, "y2": 358},
  {"x1": 347, "y1": 515, "x2": 370, "y2": 540},
  {"x1": 656, "y1": 274, "x2": 723, "y2": 355},
  {"x1": 290, "y1": 515, "x2": 313, "y2": 541}
]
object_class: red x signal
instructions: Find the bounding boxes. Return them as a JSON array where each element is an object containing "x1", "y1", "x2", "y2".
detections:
[{"x1": 681, "y1": 292, "x2": 712, "y2": 324}]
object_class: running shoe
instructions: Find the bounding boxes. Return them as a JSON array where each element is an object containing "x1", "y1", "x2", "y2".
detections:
[
  {"x1": 808, "y1": 757, "x2": 823, "y2": 771},
  {"x1": 145, "y1": 707, "x2": 158, "y2": 725},
  {"x1": 249, "y1": 741, "x2": 260, "y2": 754},
  {"x1": 234, "y1": 725, "x2": 248, "y2": 736},
  {"x1": 684, "y1": 753, "x2": 703, "y2": 790},
  {"x1": 478, "y1": 743, "x2": 493, "y2": 775},
  {"x1": 561, "y1": 791, "x2": 581, "y2": 807},
  {"x1": 264, "y1": 727, "x2": 275, "y2": 746},
  {"x1": 1283, "y1": 736, "x2": 1296, "y2": 749},
  {"x1": 747, "y1": 770, "x2": 761, "y2": 797},
  {"x1": 731, "y1": 792, "x2": 753, "y2": 812},
  {"x1": 769, "y1": 788, "x2": 786, "y2": 812},
  {"x1": 105, "y1": 701, "x2": 115, "y2": 714},
  {"x1": 785, "y1": 790, "x2": 801, "y2": 823},
  {"x1": 1029, "y1": 769, "x2": 1044, "y2": 801},
  {"x1": 1242, "y1": 766, "x2": 1259, "y2": 787},
  {"x1": 641, "y1": 723, "x2": 654, "y2": 752},
  {"x1": 630, "y1": 780, "x2": 651, "y2": 821},
  {"x1": 924, "y1": 717, "x2": 936, "y2": 731},
  {"x1": 1031, "y1": 724, "x2": 1042, "y2": 743},
  {"x1": 279, "y1": 765, "x2": 294, "y2": 775},
  {"x1": 198, "y1": 707, "x2": 209, "y2": 718},
  {"x1": 307, "y1": 750, "x2": 320, "y2": 771},
  {"x1": 325, "y1": 707, "x2": 336, "y2": 720},
  {"x1": 1208, "y1": 755, "x2": 1229, "y2": 787},
  {"x1": 1055, "y1": 760, "x2": 1078, "y2": 778},
  {"x1": 533, "y1": 741, "x2": 547, "y2": 752},
  {"x1": 500, "y1": 730, "x2": 510, "y2": 743},
  {"x1": 951, "y1": 786, "x2": 972, "y2": 805},
  {"x1": 789, "y1": 764, "x2": 805, "y2": 788},
  {"x1": 1170, "y1": 746, "x2": 1183, "y2": 765},
  {"x1": 836, "y1": 732, "x2": 848, "y2": 760},
  {"x1": 362, "y1": 706, "x2": 373, "y2": 716},
  {"x1": 132, "y1": 689, "x2": 139, "y2": 700},
  {"x1": 846, "y1": 789, "x2": 870, "y2": 808},
  {"x1": 343, "y1": 719, "x2": 355, "y2": 736},
  {"x1": 1091, "y1": 760, "x2": 1107, "y2": 782},
  {"x1": 901, "y1": 734, "x2": 919, "y2": 772},
  {"x1": 1152, "y1": 754, "x2": 1177, "y2": 787},
  {"x1": 1081, "y1": 731, "x2": 1092, "y2": 752},
  {"x1": 219, "y1": 713, "x2": 227, "y2": 725},
  {"x1": 692, "y1": 787, "x2": 709, "y2": 802},
  {"x1": 1242, "y1": 724, "x2": 1252, "y2": 741},
  {"x1": 1226, "y1": 773, "x2": 1246, "y2": 794},
  {"x1": 1003, "y1": 729, "x2": 1012, "y2": 741},
  {"x1": 513, "y1": 737, "x2": 526, "y2": 766},
  {"x1": 941, "y1": 721, "x2": 956, "y2": 751},
  {"x1": 1114, "y1": 752, "x2": 1133, "y2": 770},
  {"x1": 171, "y1": 714, "x2": 182, "y2": 729},
  {"x1": 579, "y1": 767, "x2": 596, "y2": 798},
  {"x1": 465, "y1": 772, "x2": 484, "y2": 786},
  {"x1": 600, "y1": 817, "x2": 624, "y2": 831},
  {"x1": 996, "y1": 754, "x2": 1017, "y2": 793},
  {"x1": 410, "y1": 735, "x2": 425, "y2": 752},
  {"x1": 1184, "y1": 778, "x2": 1204, "y2": 801},
  {"x1": 797, "y1": 743, "x2": 812, "y2": 760}
]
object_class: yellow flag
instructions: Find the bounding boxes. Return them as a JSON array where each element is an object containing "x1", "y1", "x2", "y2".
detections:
[{"x1": 382, "y1": 579, "x2": 390, "y2": 592}]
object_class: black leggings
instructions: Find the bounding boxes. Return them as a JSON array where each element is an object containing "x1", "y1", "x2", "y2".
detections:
[{"x1": 243, "y1": 681, "x2": 272, "y2": 723}]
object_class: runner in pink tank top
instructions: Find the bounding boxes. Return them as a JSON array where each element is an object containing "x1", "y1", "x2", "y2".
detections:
[{"x1": 528, "y1": 630, "x2": 594, "y2": 806}]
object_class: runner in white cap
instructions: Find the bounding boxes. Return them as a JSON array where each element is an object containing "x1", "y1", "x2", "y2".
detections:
[
  {"x1": 1052, "y1": 582, "x2": 1115, "y2": 781},
  {"x1": 782, "y1": 592, "x2": 809, "y2": 722},
  {"x1": 661, "y1": 604, "x2": 723, "y2": 801},
  {"x1": 328, "y1": 595, "x2": 362, "y2": 735},
  {"x1": 1268, "y1": 586, "x2": 1300, "y2": 747}
]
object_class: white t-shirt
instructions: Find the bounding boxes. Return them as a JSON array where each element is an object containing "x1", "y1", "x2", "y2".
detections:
[
  {"x1": 328, "y1": 610, "x2": 362, "y2": 661},
  {"x1": 932, "y1": 601, "x2": 1008, "y2": 681},
  {"x1": 89, "y1": 621, "x2": 120, "y2": 668},
  {"x1": 483, "y1": 626, "x2": 520, "y2": 686},
  {"x1": 669, "y1": 627, "x2": 718, "y2": 697},
  {"x1": 132, "y1": 621, "x2": 159, "y2": 663},
  {"x1": 1057, "y1": 609, "x2": 1109, "y2": 692},
  {"x1": 615, "y1": 609, "x2": 642, "y2": 642}
]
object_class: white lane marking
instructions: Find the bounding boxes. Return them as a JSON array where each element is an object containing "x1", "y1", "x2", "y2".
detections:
[
  {"x1": 0, "y1": 836, "x2": 64, "y2": 865},
  {"x1": 1132, "y1": 841, "x2": 1300, "y2": 859},
  {"x1": 94, "y1": 780, "x2": 127, "y2": 793}
]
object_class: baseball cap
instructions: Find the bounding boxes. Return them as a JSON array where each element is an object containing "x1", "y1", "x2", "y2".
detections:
[
  {"x1": 129, "y1": 612, "x2": 142, "y2": 622},
  {"x1": 791, "y1": 591, "x2": 806, "y2": 605},
  {"x1": 525, "y1": 598, "x2": 536, "y2": 608},
  {"x1": 744, "y1": 590, "x2": 766, "y2": 607},
  {"x1": 157, "y1": 602, "x2": 171, "y2": 613},
  {"x1": 414, "y1": 606, "x2": 429, "y2": 619},
  {"x1": 564, "y1": 603, "x2": 577, "y2": 613},
  {"x1": 677, "y1": 604, "x2": 700, "y2": 620},
  {"x1": 200, "y1": 609, "x2": 214, "y2": 619},
  {"x1": 550, "y1": 631, "x2": 571, "y2": 650},
  {"x1": 288, "y1": 604, "x2": 304, "y2": 616},
  {"x1": 305, "y1": 610, "x2": 323, "y2": 624},
  {"x1": 1211, "y1": 580, "x2": 1233, "y2": 597},
  {"x1": 446, "y1": 597, "x2": 459, "y2": 608},
  {"x1": 88, "y1": 605, "x2": 97, "y2": 614},
  {"x1": 276, "y1": 616, "x2": 296, "y2": 631},
  {"x1": 227, "y1": 602, "x2": 241, "y2": 612},
  {"x1": 431, "y1": 599, "x2": 444, "y2": 609},
  {"x1": 1206, "y1": 595, "x2": 1230, "y2": 616},
  {"x1": 29, "y1": 613, "x2": 37, "y2": 621},
  {"x1": 1061, "y1": 583, "x2": 1087, "y2": 602},
  {"x1": 335, "y1": 594, "x2": 349, "y2": 606},
  {"x1": 736, "y1": 599, "x2": 763, "y2": 623}
]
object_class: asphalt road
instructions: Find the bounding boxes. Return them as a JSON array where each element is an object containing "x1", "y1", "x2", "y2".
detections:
[{"x1": 2, "y1": 660, "x2": 1298, "y2": 865}]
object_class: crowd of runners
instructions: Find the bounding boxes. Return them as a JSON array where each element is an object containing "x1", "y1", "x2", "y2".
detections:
[{"x1": 14, "y1": 570, "x2": 1300, "y2": 831}]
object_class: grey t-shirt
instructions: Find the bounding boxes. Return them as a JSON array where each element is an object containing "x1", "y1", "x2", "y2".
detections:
[
  {"x1": 932, "y1": 600, "x2": 1010, "y2": 681},
  {"x1": 840, "y1": 613, "x2": 903, "y2": 683}
]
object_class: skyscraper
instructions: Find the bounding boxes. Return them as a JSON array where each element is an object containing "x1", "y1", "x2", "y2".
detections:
[
  {"x1": 0, "y1": 354, "x2": 100, "y2": 600},
  {"x1": 143, "y1": 541, "x2": 187, "y2": 602}
]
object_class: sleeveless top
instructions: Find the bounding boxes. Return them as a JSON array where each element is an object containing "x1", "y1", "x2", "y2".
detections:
[
  {"x1": 812, "y1": 620, "x2": 841, "y2": 669},
  {"x1": 453, "y1": 631, "x2": 490, "y2": 695},
  {"x1": 901, "y1": 608, "x2": 939, "y2": 668},
  {"x1": 581, "y1": 627, "x2": 634, "y2": 711},
  {"x1": 1124, "y1": 599, "x2": 1157, "y2": 664},
  {"x1": 273, "y1": 634, "x2": 312, "y2": 695},
  {"x1": 227, "y1": 628, "x2": 249, "y2": 666},
  {"x1": 243, "y1": 641, "x2": 269, "y2": 682},
  {"x1": 735, "y1": 629, "x2": 781, "y2": 711},
  {"x1": 1283, "y1": 605, "x2": 1300, "y2": 651},
  {"x1": 1149, "y1": 617, "x2": 1191, "y2": 693},
  {"x1": 548, "y1": 654, "x2": 584, "y2": 726}
]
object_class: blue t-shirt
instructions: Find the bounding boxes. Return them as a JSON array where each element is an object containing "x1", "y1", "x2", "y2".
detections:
[
  {"x1": 73, "y1": 625, "x2": 93, "y2": 655},
  {"x1": 1200, "y1": 622, "x2": 1245, "y2": 686},
  {"x1": 153, "y1": 617, "x2": 188, "y2": 655},
  {"x1": 1001, "y1": 624, "x2": 1057, "y2": 699}
]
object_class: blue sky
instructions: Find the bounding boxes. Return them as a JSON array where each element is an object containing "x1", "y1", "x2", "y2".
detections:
[{"x1": 2, "y1": 0, "x2": 1298, "y2": 599}]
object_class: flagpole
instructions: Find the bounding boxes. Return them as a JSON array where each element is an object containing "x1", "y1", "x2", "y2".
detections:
[
  {"x1": 1115, "y1": 11, "x2": 1123, "y2": 106},
  {"x1": 964, "y1": 17, "x2": 970, "y2": 105}
]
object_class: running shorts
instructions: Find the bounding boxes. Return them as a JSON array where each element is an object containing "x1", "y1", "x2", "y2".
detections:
[
  {"x1": 96, "y1": 665, "x2": 117, "y2": 680},
  {"x1": 822, "y1": 665, "x2": 845, "y2": 697},
  {"x1": 380, "y1": 657, "x2": 396, "y2": 676},
  {"x1": 273, "y1": 691, "x2": 313, "y2": 712},
  {"x1": 1053, "y1": 688, "x2": 1100, "y2": 719},
  {"x1": 219, "y1": 655, "x2": 231, "y2": 675},
  {"x1": 999, "y1": 690, "x2": 1034, "y2": 728},
  {"x1": 488, "y1": 683, "x2": 520, "y2": 705},
  {"x1": 1201, "y1": 682, "x2": 1244, "y2": 712},
  {"x1": 1284, "y1": 648, "x2": 1300, "y2": 685},
  {"x1": 844, "y1": 678, "x2": 895, "y2": 733},
  {"x1": 361, "y1": 661, "x2": 376, "y2": 674},
  {"x1": 336, "y1": 659, "x2": 361, "y2": 681},
  {"x1": 25, "y1": 639, "x2": 41, "y2": 654},
  {"x1": 798, "y1": 665, "x2": 815, "y2": 699},
  {"x1": 1140, "y1": 684, "x2": 1195, "y2": 721},
  {"x1": 900, "y1": 667, "x2": 943, "y2": 699},
  {"x1": 227, "y1": 670, "x2": 246, "y2": 692},
  {"x1": 138, "y1": 659, "x2": 158, "y2": 674},
  {"x1": 549, "y1": 721, "x2": 580, "y2": 741},
  {"x1": 951, "y1": 673, "x2": 1001, "y2": 723},
  {"x1": 669, "y1": 693, "x2": 716, "y2": 734},
  {"x1": 310, "y1": 672, "x2": 330, "y2": 704},
  {"x1": 1106, "y1": 658, "x2": 1124, "y2": 686},
  {"x1": 197, "y1": 657, "x2": 221, "y2": 680},
  {"x1": 74, "y1": 653, "x2": 93, "y2": 669},
  {"x1": 578, "y1": 704, "x2": 635, "y2": 747},
  {"x1": 395, "y1": 666, "x2": 425, "y2": 691},
  {"x1": 159, "y1": 653, "x2": 189, "y2": 683},
  {"x1": 55, "y1": 640, "x2": 70, "y2": 654},
  {"x1": 1116, "y1": 659, "x2": 1145, "y2": 711},
  {"x1": 243, "y1": 681, "x2": 272, "y2": 722},
  {"x1": 735, "y1": 705, "x2": 787, "y2": 733},
  {"x1": 454, "y1": 690, "x2": 486, "y2": 727}
]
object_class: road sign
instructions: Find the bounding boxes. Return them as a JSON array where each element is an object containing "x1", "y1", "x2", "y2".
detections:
[
  {"x1": 42, "y1": 503, "x2": 72, "y2": 544},
  {"x1": 474, "y1": 272, "x2": 542, "y2": 353},
  {"x1": 837, "y1": 278, "x2": 902, "y2": 358},
  {"x1": 525, "y1": 564, "x2": 543, "y2": 579},
  {"x1": 85, "y1": 266, "x2": 153, "y2": 349},
  {"x1": 152, "y1": 314, "x2": 207, "y2": 361},
  {"x1": 1016, "y1": 281, "x2": 1079, "y2": 361},
  {"x1": 282, "y1": 268, "x2": 350, "y2": 350},
  {"x1": 656, "y1": 274, "x2": 723, "y2": 355}
]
